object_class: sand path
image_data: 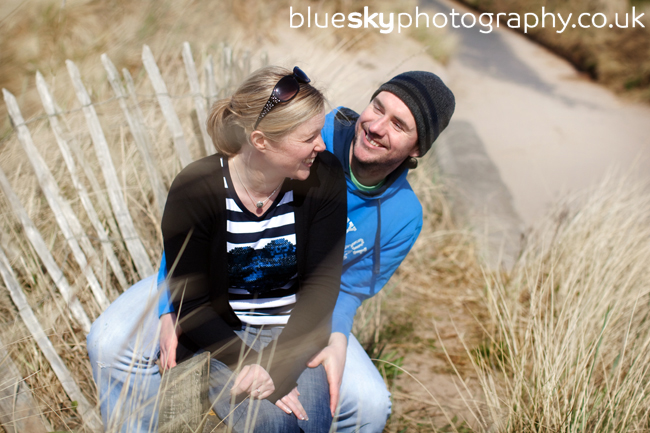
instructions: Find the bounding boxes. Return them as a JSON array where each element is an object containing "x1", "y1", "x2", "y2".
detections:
[{"x1": 428, "y1": 0, "x2": 650, "y2": 226}]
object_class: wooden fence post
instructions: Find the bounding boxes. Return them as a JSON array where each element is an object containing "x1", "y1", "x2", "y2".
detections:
[
  {"x1": 0, "y1": 167, "x2": 92, "y2": 333},
  {"x1": 182, "y1": 42, "x2": 213, "y2": 157},
  {"x1": 101, "y1": 55, "x2": 168, "y2": 219},
  {"x1": 220, "y1": 44, "x2": 233, "y2": 97},
  {"x1": 0, "y1": 245, "x2": 103, "y2": 432},
  {"x1": 3, "y1": 89, "x2": 110, "y2": 311},
  {"x1": 66, "y1": 60, "x2": 154, "y2": 280},
  {"x1": 241, "y1": 50, "x2": 251, "y2": 77},
  {"x1": 35, "y1": 71, "x2": 129, "y2": 293},
  {"x1": 204, "y1": 54, "x2": 218, "y2": 109},
  {"x1": 142, "y1": 45, "x2": 193, "y2": 168}
]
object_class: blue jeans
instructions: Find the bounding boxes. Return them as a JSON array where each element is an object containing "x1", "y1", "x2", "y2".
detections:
[
  {"x1": 337, "y1": 334, "x2": 392, "y2": 432},
  {"x1": 209, "y1": 326, "x2": 331, "y2": 432},
  {"x1": 87, "y1": 276, "x2": 389, "y2": 432},
  {"x1": 87, "y1": 275, "x2": 162, "y2": 432}
]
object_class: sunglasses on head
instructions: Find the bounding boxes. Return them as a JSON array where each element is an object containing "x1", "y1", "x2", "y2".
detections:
[{"x1": 254, "y1": 66, "x2": 311, "y2": 130}]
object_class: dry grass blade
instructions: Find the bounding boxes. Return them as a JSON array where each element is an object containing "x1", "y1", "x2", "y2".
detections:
[{"x1": 0, "y1": 336, "x2": 52, "y2": 432}]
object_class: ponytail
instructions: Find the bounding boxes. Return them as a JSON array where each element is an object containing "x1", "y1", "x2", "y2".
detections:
[{"x1": 206, "y1": 98, "x2": 247, "y2": 156}]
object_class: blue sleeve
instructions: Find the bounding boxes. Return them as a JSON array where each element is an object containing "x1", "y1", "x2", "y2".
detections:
[
  {"x1": 331, "y1": 290, "x2": 363, "y2": 336},
  {"x1": 322, "y1": 107, "x2": 341, "y2": 154},
  {"x1": 331, "y1": 211, "x2": 423, "y2": 337},
  {"x1": 157, "y1": 252, "x2": 175, "y2": 317}
]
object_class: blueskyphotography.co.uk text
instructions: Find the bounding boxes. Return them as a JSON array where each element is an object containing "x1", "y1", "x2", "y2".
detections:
[{"x1": 289, "y1": 6, "x2": 646, "y2": 34}]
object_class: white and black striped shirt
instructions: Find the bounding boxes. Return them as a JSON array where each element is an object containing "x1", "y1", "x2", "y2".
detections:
[{"x1": 223, "y1": 158, "x2": 298, "y2": 326}]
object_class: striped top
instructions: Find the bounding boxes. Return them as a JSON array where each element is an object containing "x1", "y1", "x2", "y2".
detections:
[{"x1": 223, "y1": 158, "x2": 298, "y2": 326}]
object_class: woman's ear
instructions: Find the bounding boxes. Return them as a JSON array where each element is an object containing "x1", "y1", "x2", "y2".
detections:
[{"x1": 249, "y1": 130, "x2": 268, "y2": 152}]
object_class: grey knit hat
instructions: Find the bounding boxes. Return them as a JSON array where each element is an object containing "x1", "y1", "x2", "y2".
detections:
[{"x1": 371, "y1": 71, "x2": 455, "y2": 157}]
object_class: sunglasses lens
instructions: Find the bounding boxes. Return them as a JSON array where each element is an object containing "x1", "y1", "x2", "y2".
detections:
[
  {"x1": 255, "y1": 67, "x2": 311, "y2": 129},
  {"x1": 273, "y1": 76, "x2": 300, "y2": 102},
  {"x1": 292, "y1": 67, "x2": 311, "y2": 84}
]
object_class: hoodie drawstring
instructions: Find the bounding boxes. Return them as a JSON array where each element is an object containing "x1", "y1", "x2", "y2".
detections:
[{"x1": 373, "y1": 198, "x2": 381, "y2": 274}]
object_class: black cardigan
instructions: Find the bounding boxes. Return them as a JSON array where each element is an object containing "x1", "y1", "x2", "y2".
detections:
[{"x1": 161, "y1": 151, "x2": 347, "y2": 401}]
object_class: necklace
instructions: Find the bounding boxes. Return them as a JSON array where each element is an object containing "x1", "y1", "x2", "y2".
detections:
[{"x1": 232, "y1": 158, "x2": 283, "y2": 209}]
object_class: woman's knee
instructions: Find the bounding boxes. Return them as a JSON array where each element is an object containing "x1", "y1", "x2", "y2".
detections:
[
  {"x1": 212, "y1": 394, "x2": 300, "y2": 433},
  {"x1": 296, "y1": 365, "x2": 333, "y2": 431},
  {"x1": 335, "y1": 380, "x2": 390, "y2": 433},
  {"x1": 87, "y1": 317, "x2": 117, "y2": 366},
  {"x1": 250, "y1": 405, "x2": 300, "y2": 433}
]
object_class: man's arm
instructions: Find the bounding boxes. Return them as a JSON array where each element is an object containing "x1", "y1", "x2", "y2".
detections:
[
  {"x1": 333, "y1": 213, "x2": 423, "y2": 337},
  {"x1": 311, "y1": 211, "x2": 422, "y2": 414}
]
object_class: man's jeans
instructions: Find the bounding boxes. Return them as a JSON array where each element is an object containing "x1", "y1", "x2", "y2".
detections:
[
  {"x1": 337, "y1": 334, "x2": 392, "y2": 432},
  {"x1": 87, "y1": 275, "x2": 390, "y2": 432}
]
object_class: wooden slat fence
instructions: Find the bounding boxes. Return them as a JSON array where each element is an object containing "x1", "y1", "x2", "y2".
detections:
[
  {"x1": 36, "y1": 71, "x2": 130, "y2": 292},
  {"x1": 0, "y1": 42, "x2": 253, "y2": 432}
]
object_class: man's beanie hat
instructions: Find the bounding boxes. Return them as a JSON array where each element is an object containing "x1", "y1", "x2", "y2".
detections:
[{"x1": 371, "y1": 71, "x2": 455, "y2": 157}]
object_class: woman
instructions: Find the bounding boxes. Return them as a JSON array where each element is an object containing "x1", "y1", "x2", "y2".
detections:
[{"x1": 87, "y1": 66, "x2": 346, "y2": 432}]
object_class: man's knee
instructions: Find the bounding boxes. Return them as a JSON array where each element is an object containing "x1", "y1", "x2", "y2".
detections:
[
  {"x1": 345, "y1": 378, "x2": 391, "y2": 418},
  {"x1": 337, "y1": 335, "x2": 392, "y2": 431}
]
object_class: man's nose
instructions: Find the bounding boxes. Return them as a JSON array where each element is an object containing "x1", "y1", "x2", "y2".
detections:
[{"x1": 368, "y1": 116, "x2": 388, "y2": 135}]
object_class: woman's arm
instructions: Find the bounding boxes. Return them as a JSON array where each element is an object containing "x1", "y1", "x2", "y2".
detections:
[
  {"x1": 264, "y1": 152, "x2": 347, "y2": 402},
  {"x1": 161, "y1": 157, "x2": 245, "y2": 367},
  {"x1": 159, "y1": 312, "x2": 180, "y2": 370}
]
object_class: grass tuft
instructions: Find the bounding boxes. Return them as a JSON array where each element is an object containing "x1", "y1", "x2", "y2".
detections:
[{"x1": 465, "y1": 173, "x2": 650, "y2": 432}]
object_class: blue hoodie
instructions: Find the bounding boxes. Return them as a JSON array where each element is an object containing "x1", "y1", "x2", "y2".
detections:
[
  {"x1": 158, "y1": 107, "x2": 423, "y2": 338},
  {"x1": 322, "y1": 107, "x2": 422, "y2": 337}
]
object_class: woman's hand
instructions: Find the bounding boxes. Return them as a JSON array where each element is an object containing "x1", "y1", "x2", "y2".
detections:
[
  {"x1": 275, "y1": 387, "x2": 308, "y2": 421},
  {"x1": 159, "y1": 313, "x2": 181, "y2": 371},
  {"x1": 231, "y1": 364, "x2": 275, "y2": 400},
  {"x1": 307, "y1": 332, "x2": 347, "y2": 416}
]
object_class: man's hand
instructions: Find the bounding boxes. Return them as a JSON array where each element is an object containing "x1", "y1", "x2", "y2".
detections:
[
  {"x1": 231, "y1": 364, "x2": 275, "y2": 400},
  {"x1": 275, "y1": 387, "x2": 308, "y2": 420},
  {"x1": 159, "y1": 313, "x2": 181, "y2": 371},
  {"x1": 307, "y1": 332, "x2": 347, "y2": 416}
]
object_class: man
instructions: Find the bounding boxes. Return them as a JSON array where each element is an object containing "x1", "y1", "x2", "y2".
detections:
[{"x1": 306, "y1": 71, "x2": 456, "y2": 432}]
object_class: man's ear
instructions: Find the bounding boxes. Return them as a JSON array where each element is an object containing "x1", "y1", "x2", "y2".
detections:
[
  {"x1": 408, "y1": 142, "x2": 420, "y2": 158},
  {"x1": 249, "y1": 130, "x2": 268, "y2": 152}
]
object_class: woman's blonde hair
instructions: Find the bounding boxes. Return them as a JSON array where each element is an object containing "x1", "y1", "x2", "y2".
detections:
[{"x1": 206, "y1": 66, "x2": 325, "y2": 156}]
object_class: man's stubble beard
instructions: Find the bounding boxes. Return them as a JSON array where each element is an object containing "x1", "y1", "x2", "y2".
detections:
[{"x1": 350, "y1": 134, "x2": 405, "y2": 180}]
